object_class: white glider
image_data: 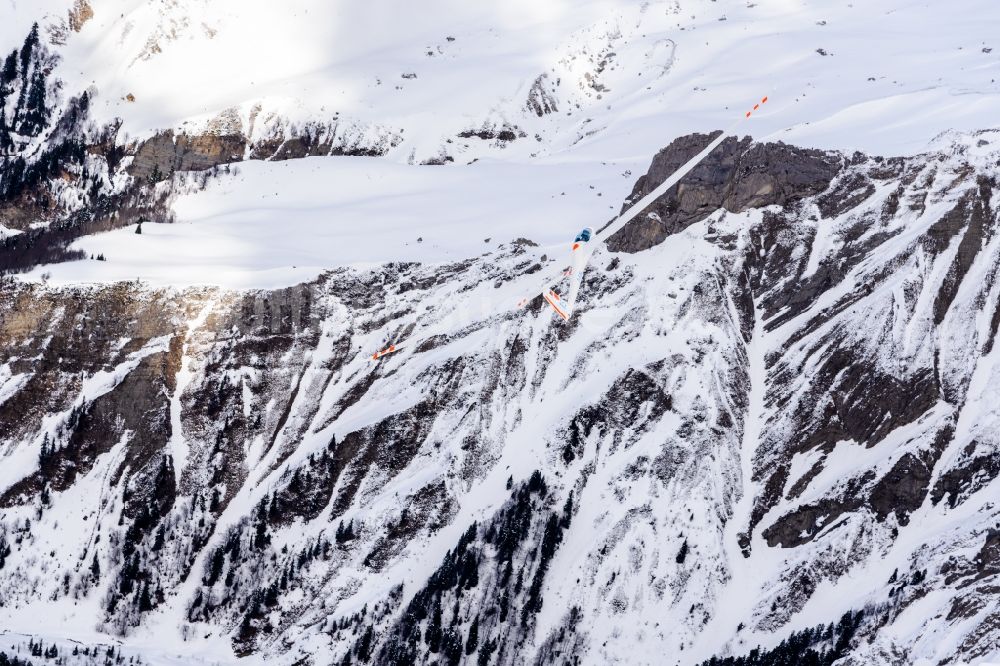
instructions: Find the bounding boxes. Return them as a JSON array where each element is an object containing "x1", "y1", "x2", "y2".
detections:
[{"x1": 372, "y1": 95, "x2": 769, "y2": 361}]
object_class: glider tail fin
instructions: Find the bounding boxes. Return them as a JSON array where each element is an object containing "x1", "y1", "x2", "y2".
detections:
[
  {"x1": 543, "y1": 288, "x2": 572, "y2": 321},
  {"x1": 542, "y1": 244, "x2": 589, "y2": 321}
]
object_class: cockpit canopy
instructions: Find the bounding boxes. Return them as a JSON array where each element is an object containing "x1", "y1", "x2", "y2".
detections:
[{"x1": 574, "y1": 227, "x2": 593, "y2": 243}]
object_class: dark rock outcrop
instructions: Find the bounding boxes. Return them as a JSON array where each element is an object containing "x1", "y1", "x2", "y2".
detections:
[
  {"x1": 526, "y1": 73, "x2": 559, "y2": 117},
  {"x1": 129, "y1": 131, "x2": 247, "y2": 181},
  {"x1": 931, "y1": 176, "x2": 995, "y2": 328},
  {"x1": 931, "y1": 443, "x2": 1000, "y2": 509},
  {"x1": 605, "y1": 133, "x2": 842, "y2": 253}
]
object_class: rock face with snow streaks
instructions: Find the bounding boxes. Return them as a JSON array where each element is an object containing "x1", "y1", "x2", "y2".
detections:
[
  {"x1": 3, "y1": 130, "x2": 1000, "y2": 665},
  {"x1": 605, "y1": 133, "x2": 843, "y2": 253}
]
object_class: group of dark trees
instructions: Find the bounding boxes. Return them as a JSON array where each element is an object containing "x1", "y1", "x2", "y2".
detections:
[
  {"x1": 0, "y1": 652, "x2": 33, "y2": 666},
  {"x1": 0, "y1": 24, "x2": 133, "y2": 276},
  {"x1": 0, "y1": 24, "x2": 46, "y2": 148},
  {"x1": 0, "y1": 214, "x2": 88, "y2": 273},
  {"x1": 106, "y1": 456, "x2": 176, "y2": 618},
  {"x1": 37, "y1": 433, "x2": 56, "y2": 466},
  {"x1": 190, "y1": 491, "x2": 344, "y2": 654},
  {"x1": 336, "y1": 519, "x2": 357, "y2": 543},
  {"x1": 0, "y1": 23, "x2": 93, "y2": 202},
  {"x1": 26, "y1": 639, "x2": 57, "y2": 660},
  {"x1": 0, "y1": 23, "x2": 190, "y2": 277},
  {"x1": 1, "y1": 123, "x2": 88, "y2": 199},
  {"x1": 230, "y1": 532, "x2": 335, "y2": 652},
  {"x1": 701, "y1": 610, "x2": 866, "y2": 666},
  {"x1": 368, "y1": 520, "x2": 482, "y2": 666},
  {"x1": 363, "y1": 471, "x2": 573, "y2": 666},
  {"x1": 267, "y1": 436, "x2": 344, "y2": 526},
  {"x1": 0, "y1": 533, "x2": 10, "y2": 570},
  {"x1": 0, "y1": 152, "x2": 172, "y2": 275},
  {"x1": 9, "y1": 640, "x2": 139, "y2": 666},
  {"x1": 34, "y1": 401, "x2": 90, "y2": 490}
]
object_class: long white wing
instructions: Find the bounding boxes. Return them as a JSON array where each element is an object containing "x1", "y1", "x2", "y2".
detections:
[
  {"x1": 512, "y1": 95, "x2": 769, "y2": 316},
  {"x1": 511, "y1": 128, "x2": 731, "y2": 317},
  {"x1": 592, "y1": 124, "x2": 735, "y2": 246},
  {"x1": 372, "y1": 96, "x2": 770, "y2": 360}
]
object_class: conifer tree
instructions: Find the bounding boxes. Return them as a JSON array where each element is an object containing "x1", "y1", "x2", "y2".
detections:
[
  {"x1": 676, "y1": 539, "x2": 689, "y2": 564},
  {"x1": 19, "y1": 24, "x2": 39, "y2": 80},
  {"x1": 18, "y1": 68, "x2": 46, "y2": 134},
  {"x1": 1, "y1": 51, "x2": 16, "y2": 83},
  {"x1": 138, "y1": 582, "x2": 153, "y2": 612},
  {"x1": 465, "y1": 615, "x2": 479, "y2": 655},
  {"x1": 427, "y1": 597, "x2": 443, "y2": 653},
  {"x1": 39, "y1": 433, "x2": 50, "y2": 464}
]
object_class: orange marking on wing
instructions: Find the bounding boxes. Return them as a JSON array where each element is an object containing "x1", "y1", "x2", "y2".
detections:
[
  {"x1": 745, "y1": 96, "x2": 769, "y2": 118},
  {"x1": 372, "y1": 344, "x2": 399, "y2": 361}
]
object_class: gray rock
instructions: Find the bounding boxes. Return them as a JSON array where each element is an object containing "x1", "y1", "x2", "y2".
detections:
[
  {"x1": 129, "y1": 130, "x2": 247, "y2": 181},
  {"x1": 605, "y1": 133, "x2": 843, "y2": 253}
]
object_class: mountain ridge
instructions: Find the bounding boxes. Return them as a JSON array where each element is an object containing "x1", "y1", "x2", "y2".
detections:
[
  {"x1": 2, "y1": 128, "x2": 1000, "y2": 663},
  {"x1": 3, "y1": 1, "x2": 1000, "y2": 664}
]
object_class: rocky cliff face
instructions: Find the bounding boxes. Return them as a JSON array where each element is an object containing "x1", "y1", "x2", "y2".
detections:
[
  {"x1": 2, "y1": 129, "x2": 1000, "y2": 664},
  {"x1": 604, "y1": 132, "x2": 844, "y2": 253},
  {"x1": 128, "y1": 116, "x2": 405, "y2": 183}
]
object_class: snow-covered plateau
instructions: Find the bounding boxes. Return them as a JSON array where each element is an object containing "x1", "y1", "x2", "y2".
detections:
[{"x1": 2, "y1": 1, "x2": 1000, "y2": 665}]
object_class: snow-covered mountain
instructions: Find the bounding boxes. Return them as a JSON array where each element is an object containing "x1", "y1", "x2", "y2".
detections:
[{"x1": 2, "y1": 1, "x2": 1000, "y2": 665}]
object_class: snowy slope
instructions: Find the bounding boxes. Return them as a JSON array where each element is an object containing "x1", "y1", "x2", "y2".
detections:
[
  {"x1": 4, "y1": 1, "x2": 1000, "y2": 665},
  {"x1": 8, "y1": 0, "x2": 998, "y2": 155},
  {"x1": 20, "y1": 155, "x2": 638, "y2": 288},
  {"x1": 3, "y1": 132, "x2": 1000, "y2": 665},
  {"x1": 5, "y1": 0, "x2": 999, "y2": 289}
]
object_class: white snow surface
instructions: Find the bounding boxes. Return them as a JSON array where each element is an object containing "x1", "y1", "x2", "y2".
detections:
[
  {"x1": 22, "y1": 155, "x2": 636, "y2": 288},
  {"x1": 3, "y1": 0, "x2": 1000, "y2": 288},
  {"x1": 4, "y1": 3, "x2": 1000, "y2": 665},
  {"x1": 5, "y1": 0, "x2": 997, "y2": 154},
  {"x1": 3, "y1": 137, "x2": 1000, "y2": 665}
]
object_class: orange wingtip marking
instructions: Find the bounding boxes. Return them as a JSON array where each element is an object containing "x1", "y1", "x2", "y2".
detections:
[
  {"x1": 572, "y1": 242, "x2": 581, "y2": 251},
  {"x1": 372, "y1": 344, "x2": 399, "y2": 360}
]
